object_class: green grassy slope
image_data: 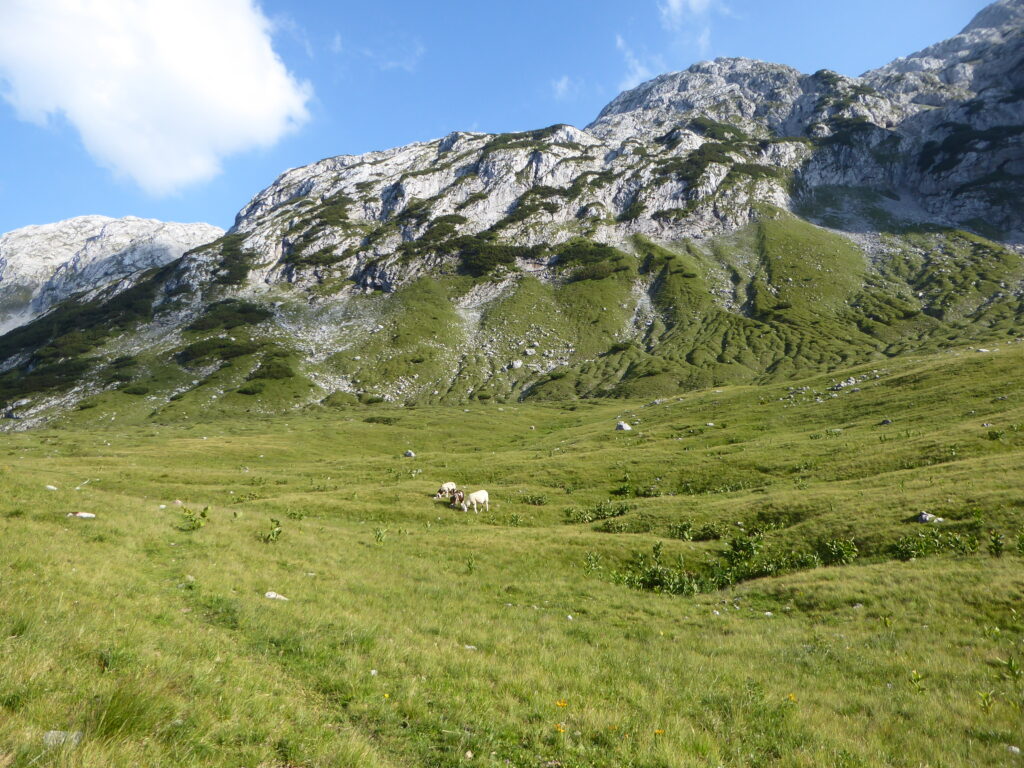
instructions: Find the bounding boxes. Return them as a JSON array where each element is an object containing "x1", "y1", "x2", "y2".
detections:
[{"x1": 2, "y1": 341, "x2": 1023, "y2": 766}]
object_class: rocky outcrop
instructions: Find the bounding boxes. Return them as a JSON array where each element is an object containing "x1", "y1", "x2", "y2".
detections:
[{"x1": 0, "y1": 216, "x2": 222, "y2": 333}]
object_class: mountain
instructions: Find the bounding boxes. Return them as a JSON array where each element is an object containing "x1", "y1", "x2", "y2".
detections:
[
  {"x1": 0, "y1": 216, "x2": 223, "y2": 333},
  {"x1": 1, "y1": 0, "x2": 1022, "y2": 426}
]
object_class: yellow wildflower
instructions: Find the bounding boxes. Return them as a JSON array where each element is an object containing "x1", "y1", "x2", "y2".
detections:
[{"x1": 556, "y1": 699, "x2": 568, "y2": 708}]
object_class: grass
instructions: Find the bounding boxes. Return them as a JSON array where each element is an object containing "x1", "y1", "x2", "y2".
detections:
[{"x1": 1, "y1": 341, "x2": 1024, "y2": 766}]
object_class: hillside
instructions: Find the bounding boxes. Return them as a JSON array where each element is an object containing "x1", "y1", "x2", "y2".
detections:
[
  {"x1": 0, "y1": 1, "x2": 1022, "y2": 425},
  {"x1": 2, "y1": 341, "x2": 1023, "y2": 766}
]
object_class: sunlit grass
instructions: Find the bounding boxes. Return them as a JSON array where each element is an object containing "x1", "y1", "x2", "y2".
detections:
[{"x1": 1, "y1": 342, "x2": 1023, "y2": 766}]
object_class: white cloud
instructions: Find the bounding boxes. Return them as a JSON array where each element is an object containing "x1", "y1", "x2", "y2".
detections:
[
  {"x1": 271, "y1": 12, "x2": 314, "y2": 59},
  {"x1": 376, "y1": 41, "x2": 426, "y2": 73},
  {"x1": 330, "y1": 33, "x2": 344, "y2": 55},
  {"x1": 659, "y1": 0, "x2": 717, "y2": 29},
  {"x1": 0, "y1": 0, "x2": 312, "y2": 195},
  {"x1": 551, "y1": 75, "x2": 576, "y2": 101},
  {"x1": 615, "y1": 35, "x2": 657, "y2": 91},
  {"x1": 697, "y1": 25, "x2": 712, "y2": 56}
]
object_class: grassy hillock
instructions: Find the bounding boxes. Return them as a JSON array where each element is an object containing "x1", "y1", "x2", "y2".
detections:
[{"x1": 2, "y1": 341, "x2": 1023, "y2": 766}]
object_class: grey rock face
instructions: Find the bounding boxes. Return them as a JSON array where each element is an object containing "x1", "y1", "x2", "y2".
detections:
[
  {"x1": 209, "y1": 0, "x2": 1020, "y2": 304},
  {"x1": 0, "y1": 216, "x2": 222, "y2": 333}
]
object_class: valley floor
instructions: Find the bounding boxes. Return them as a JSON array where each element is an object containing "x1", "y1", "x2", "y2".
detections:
[{"x1": 2, "y1": 343, "x2": 1023, "y2": 767}]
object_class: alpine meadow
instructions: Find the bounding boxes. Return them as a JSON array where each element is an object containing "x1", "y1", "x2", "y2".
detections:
[{"x1": 1, "y1": 1, "x2": 1024, "y2": 767}]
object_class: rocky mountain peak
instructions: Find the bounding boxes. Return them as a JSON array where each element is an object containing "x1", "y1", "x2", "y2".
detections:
[
  {"x1": 0, "y1": 215, "x2": 222, "y2": 333},
  {"x1": 963, "y1": 0, "x2": 1024, "y2": 32},
  {"x1": 587, "y1": 58, "x2": 808, "y2": 141}
]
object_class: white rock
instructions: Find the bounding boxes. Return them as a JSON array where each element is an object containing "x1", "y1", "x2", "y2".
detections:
[
  {"x1": 404, "y1": 450, "x2": 416, "y2": 458},
  {"x1": 615, "y1": 421, "x2": 632, "y2": 431},
  {"x1": 264, "y1": 591, "x2": 289, "y2": 601},
  {"x1": 44, "y1": 484, "x2": 57, "y2": 491},
  {"x1": 67, "y1": 512, "x2": 96, "y2": 518},
  {"x1": 43, "y1": 730, "x2": 82, "y2": 748}
]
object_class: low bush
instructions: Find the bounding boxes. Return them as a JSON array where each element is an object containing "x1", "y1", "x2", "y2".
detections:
[{"x1": 564, "y1": 500, "x2": 633, "y2": 524}]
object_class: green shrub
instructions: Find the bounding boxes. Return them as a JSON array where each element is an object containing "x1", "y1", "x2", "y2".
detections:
[
  {"x1": 618, "y1": 199, "x2": 646, "y2": 222},
  {"x1": 454, "y1": 236, "x2": 545, "y2": 277},
  {"x1": 210, "y1": 233, "x2": 255, "y2": 286},
  {"x1": 364, "y1": 416, "x2": 399, "y2": 425},
  {"x1": 817, "y1": 538, "x2": 859, "y2": 566},
  {"x1": 693, "y1": 523, "x2": 722, "y2": 541},
  {"x1": 237, "y1": 381, "x2": 265, "y2": 395},
  {"x1": 177, "y1": 339, "x2": 259, "y2": 365},
  {"x1": 564, "y1": 500, "x2": 633, "y2": 524},
  {"x1": 248, "y1": 359, "x2": 296, "y2": 380},
  {"x1": 988, "y1": 529, "x2": 1006, "y2": 558},
  {"x1": 668, "y1": 522, "x2": 693, "y2": 540},
  {"x1": 187, "y1": 300, "x2": 272, "y2": 332},
  {"x1": 571, "y1": 262, "x2": 615, "y2": 282}
]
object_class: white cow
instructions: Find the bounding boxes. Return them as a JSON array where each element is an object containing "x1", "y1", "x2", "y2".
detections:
[
  {"x1": 458, "y1": 489, "x2": 489, "y2": 514},
  {"x1": 434, "y1": 482, "x2": 457, "y2": 499}
]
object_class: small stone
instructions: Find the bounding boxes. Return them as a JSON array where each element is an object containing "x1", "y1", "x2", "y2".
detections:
[
  {"x1": 615, "y1": 421, "x2": 632, "y2": 431},
  {"x1": 879, "y1": 419, "x2": 893, "y2": 425},
  {"x1": 510, "y1": 359, "x2": 523, "y2": 370},
  {"x1": 764, "y1": 611, "x2": 774, "y2": 617},
  {"x1": 45, "y1": 485, "x2": 58, "y2": 491},
  {"x1": 370, "y1": 669, "x2": 378, "y2": 676},
  {"x1": 464, "y1": 645, "x2": 477, "y2": 650},
  {"x1": 67, "y1": 512, "x2": 96, "y2": 519},
  {"x1": 404, "y1": 450, "x2": 416, "y2": 458},
  {"x1": 1009, "y1": 745, "x2": 1021, "y2": 755},
  {"x1": 264, "y1": 591, "x2": 288, "y2": 601},
  {"x1": 706, "y1": 422, "x2": 714, "y2": 427},
  {"x1": 43, "y1": 730, "x2": 82, "y2": 749}
]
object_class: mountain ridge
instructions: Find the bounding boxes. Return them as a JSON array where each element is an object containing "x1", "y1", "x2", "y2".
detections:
[{"x1": 0, "y1": 0, "x2": 1022, "y2": 426}]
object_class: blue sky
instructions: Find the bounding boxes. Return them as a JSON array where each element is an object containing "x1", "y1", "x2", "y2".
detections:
[{"x1": 0, "y1": 0, "x2": 991, "y2": 234}]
